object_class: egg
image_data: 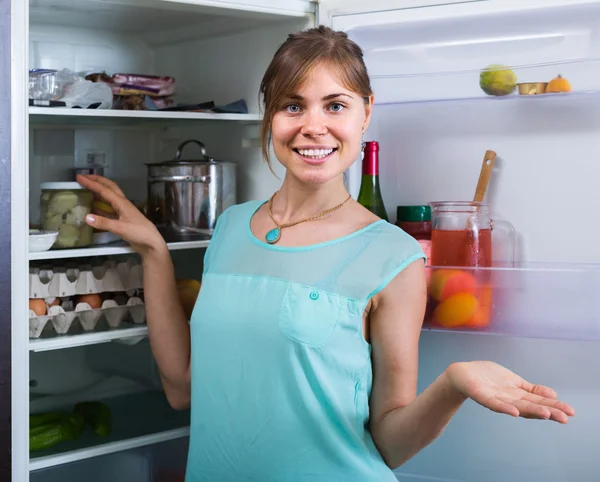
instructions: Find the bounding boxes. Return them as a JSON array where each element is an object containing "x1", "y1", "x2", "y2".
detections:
[
  {"x1": 29, "y1": 299, "x2": 47, "y2": 316},
  {"x1": 45, "y1": 297, "x2": 61, "y2": 308},
  {"x1": 76, "y1": 294, "x2": 102, "y2": 310}
]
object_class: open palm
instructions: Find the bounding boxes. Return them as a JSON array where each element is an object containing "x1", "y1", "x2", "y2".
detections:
[{"x1": 446, "y1": 361, "x2": 575, "y2": 423}]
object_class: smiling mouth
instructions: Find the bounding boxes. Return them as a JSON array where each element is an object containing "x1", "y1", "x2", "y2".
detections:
[{"x1": 293, "y1": 148, "x2": 337, "y2": 160}]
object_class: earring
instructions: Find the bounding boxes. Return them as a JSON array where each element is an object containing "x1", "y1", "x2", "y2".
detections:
[{"x1": 361, "y1": 132, "x2": 365, "y2": 151}]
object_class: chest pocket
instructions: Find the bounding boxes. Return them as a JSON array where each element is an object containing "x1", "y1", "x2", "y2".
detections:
[{"x1": 279, "y1": 283, "x2": 344, "y2": 348}]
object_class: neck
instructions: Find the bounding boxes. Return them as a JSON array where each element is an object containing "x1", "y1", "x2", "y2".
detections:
[{"x1": 272, "y1": 174, "x2": 350, "y2": 224}]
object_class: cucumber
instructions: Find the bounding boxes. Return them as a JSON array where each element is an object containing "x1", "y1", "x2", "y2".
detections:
[
  {"x1": 29, "y1": 424, "x2": 64, "y2": 452},
  {"x1": 29, "y1": 412, "x2": 70, "y2": 428},
  {"x1": 73, "y1": 401, "x2": 112, "y2": 437}
]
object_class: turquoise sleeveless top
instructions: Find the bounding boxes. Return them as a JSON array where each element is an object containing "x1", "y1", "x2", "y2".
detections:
[{"x1": 185, "y1": 200, "x2": 425, "y2": 481}]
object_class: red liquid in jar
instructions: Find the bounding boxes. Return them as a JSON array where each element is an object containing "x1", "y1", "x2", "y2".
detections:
[{"x1": 430, "y1": 229, "x2": 492, "y2": 267}]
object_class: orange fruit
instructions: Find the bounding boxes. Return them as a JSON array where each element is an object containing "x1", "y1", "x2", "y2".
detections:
[
  {"x1": 432, "y1": 292, "x2": 479, "y2": 328},
  {"x1": 428, "y1": 269, "x2": 477, "y2": 302},
  {"x1": 176, "y1": 279, "x2": 201, "y2": 320}
]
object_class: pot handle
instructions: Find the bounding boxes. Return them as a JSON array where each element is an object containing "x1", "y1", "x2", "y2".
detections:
[
  {"x1": 174, "y1": 140, "x2": 208, "y2": 161},
  {"x1": 149, "y1": 175, "x2": 211, "y2": 183}
]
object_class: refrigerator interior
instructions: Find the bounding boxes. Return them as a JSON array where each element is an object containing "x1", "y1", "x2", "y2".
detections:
[
  {"x1": 334, "y1": 2, "x2": 600, "y2": 481},
  {"x1": 27, "y1": 0, "x2": 311, "y2": 478},
  {"x1": 24, "y1": 0, "x2": 600, "y2": 481}
]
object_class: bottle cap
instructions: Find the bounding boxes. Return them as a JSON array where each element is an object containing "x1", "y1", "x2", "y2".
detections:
[
  {"x1": 363, "y1": 141, "x2": 379, "y2": 152},
  {"x1": 396, "y1": 205, "x2": 431, "y2": 222}
]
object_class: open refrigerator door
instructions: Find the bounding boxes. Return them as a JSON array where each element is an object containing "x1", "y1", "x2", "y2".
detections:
[{"x1": 322, "y1": 0, "x2": 600, "y2": 481}]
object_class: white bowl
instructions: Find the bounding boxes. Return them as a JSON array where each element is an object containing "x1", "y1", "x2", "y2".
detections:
[{"x1": 29, "y1": 229, "x2": 59, "y2": 252}]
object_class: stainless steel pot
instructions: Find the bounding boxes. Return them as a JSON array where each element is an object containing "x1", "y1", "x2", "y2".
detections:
[{"x1": 146, "y1": 139, "x2": 236, "y2": 241}]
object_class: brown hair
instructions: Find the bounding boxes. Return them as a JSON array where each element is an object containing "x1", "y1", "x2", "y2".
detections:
[{"x1": 259, "y1": 25, "x2": 373, "y2": 170}]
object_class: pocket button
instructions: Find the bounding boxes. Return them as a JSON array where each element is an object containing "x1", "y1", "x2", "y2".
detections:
[{"x1": 309, "y1": 291, "x2": 319, "y2": 300}]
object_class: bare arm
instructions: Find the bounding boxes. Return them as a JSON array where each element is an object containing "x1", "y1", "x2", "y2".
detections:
[
  {"x1": 77, "y1": 175, "x2": 192, "y2": 410},
  {"x1": 141, "y1": 246, "x2": 191, "y2": 410},
  {"x1": 368, "y1": 260, "x2": 465, "y2": 468},
  {"x1": 369, "y1": 260, "x2": 575, "y2": 469}
]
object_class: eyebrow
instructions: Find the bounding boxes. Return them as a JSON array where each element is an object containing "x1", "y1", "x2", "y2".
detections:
[{"x1": 288, "y1": 93, "x2": 354, "y2": 101}]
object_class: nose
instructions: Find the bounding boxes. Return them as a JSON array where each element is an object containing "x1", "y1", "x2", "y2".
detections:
[{"x1": 300, "y1": 109, "x2": 327, "y2": 137}]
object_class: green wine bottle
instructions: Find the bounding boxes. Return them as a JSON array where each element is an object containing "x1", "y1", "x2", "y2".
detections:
[{"x1": 357, "y1": 141, "x2": 388, "y2": 221}]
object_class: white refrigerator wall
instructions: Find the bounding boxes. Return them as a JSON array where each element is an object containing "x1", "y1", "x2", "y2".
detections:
[{"x1": 334, "y1": 2, "x2": 600, "y2": 481}]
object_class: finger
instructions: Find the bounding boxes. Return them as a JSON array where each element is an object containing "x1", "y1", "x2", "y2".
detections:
[
  {"x1": 79, "y1": 174, "x2": 126, "y2": 197},
  {"x1": 509, "y1": 399, "x2": 552, "y2": 420},
  {"x1": 546, "y1": 407, "x2": 571, "y2": 424},
  {"x1": 520, "y1": 392, "x2": 575, "y2": 416},
  {"x1": 77, "y1": 176, "x2": 129, "y2": 215},
  {"x1": 520, "y1": 381, "x2": 557, "y2": 399},
  {"x1": 85, "y1": 213, "x2": 126, "y2": 237},
  {"x1": 480, "y1": 396, "x2": 520, "y2": 418},
  {"x1": 94, "y1": 209, "x2": 119, "y2": 219}
]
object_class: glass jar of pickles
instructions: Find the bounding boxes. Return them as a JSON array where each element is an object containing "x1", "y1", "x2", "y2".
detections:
[{"x1": 40, "y1": 182, "x2": 94, "y2": 249}]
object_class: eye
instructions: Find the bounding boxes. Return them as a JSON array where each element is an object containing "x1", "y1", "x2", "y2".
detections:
[
  {"x1": 284, "y1": 103, "x2": 302, "y2": 113},
  {"x1": 328, "y1": 102, "x2": 345, "y2": 113}
]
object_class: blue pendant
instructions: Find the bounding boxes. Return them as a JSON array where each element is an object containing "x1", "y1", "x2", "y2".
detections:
[{"x1": 265, "y1": 227, "x2": 281, "y2": 244}]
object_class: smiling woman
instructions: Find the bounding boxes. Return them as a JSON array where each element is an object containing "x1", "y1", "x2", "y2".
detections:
[{"x1": 77, "y1": 25, "x2": 575, "y2": 482}]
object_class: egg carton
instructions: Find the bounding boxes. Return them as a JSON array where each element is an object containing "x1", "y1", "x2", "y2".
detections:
[
  {"x1": 29, "y1": 297, "x2": 145, "y2": 339},
  {"x1": 29, "y1": 258, "x2": 143, "y2": 298}
]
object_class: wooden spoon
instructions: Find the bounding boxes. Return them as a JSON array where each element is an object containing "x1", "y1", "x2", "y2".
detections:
[
  {"x1": 473, "y1": 150, "x2": 497, "y2": 202},
  {"x1": 466, "y1": 150, "x2": 497, "y2": 231}
]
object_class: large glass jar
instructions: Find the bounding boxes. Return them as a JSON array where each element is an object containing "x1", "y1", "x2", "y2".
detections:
[{"x1": 40, "y1": 182, "x2": 94, "y2": 249}]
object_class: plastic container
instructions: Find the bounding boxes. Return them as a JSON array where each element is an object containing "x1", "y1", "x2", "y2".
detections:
[
  {"x1": 396, "y1": 205, "x2": 432, "y2": 266},
  {"x1": 40, "y1": 182, "x2": 94, "y2": 249}
]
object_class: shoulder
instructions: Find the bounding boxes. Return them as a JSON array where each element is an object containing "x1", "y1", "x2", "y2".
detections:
[
  {"x1": 223, "y1": 199, "x2": 264, "y2": 220},
  {"x1": 215, "y1": 200, "x2": 265, "y2": 230},
  {"x1": 362, "y1": 221, "x2": 427, "y2": 298},
  {"x1": 367, "y1": 220, "x2": 424, "y2": 252}
]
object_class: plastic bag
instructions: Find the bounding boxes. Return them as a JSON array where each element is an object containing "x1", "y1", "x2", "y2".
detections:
[
  {"x1": 60, "y1": 78, "x2": 113, "y2": 109},
  {"x1": 28, "y1": 68, "x2": 113, "y2": 109}
]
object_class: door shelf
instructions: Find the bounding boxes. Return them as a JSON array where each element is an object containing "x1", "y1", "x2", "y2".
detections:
[
  {"x1": 423, "y1": 263, "x2": 600, "y2": 342},
  {"x1": 29, "y1": 239, "x2": 210, "y2": 261},
  {"x1": 29, "y1": 107, "x2": 262, "y2": 126},
  {"x1": 29, "y1": 391, "x2": 190, "y2": 471},
  {"x1": 375, "y1": 89, "x2": 600, "y2": 107},
  {"x1": 29, "y1": 324, "x2": 149, "y2": 352}
]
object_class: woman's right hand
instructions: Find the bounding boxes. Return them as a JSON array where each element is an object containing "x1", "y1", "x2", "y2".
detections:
[{"x1": 76, "y1": 174, "x2": 167, "y2": 257}]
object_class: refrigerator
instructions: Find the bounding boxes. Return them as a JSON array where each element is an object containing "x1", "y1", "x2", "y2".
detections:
[{"x1": 8, "y1": 0, "x2": 599, "y2": 480}]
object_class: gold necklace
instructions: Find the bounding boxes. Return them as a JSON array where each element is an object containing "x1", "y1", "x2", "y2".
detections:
[{"x1": 265, "y1": 191, "x2": 352, "y2": 244}]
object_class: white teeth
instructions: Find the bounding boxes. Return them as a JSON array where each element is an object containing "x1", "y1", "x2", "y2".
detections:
[{"x1": 297, "y1": 148, "x2": 334, "y2": 159}]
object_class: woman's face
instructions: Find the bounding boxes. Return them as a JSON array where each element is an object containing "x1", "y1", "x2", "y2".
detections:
[{"x1": 270, "y1": 63, "x2": 373, "y2": 186}]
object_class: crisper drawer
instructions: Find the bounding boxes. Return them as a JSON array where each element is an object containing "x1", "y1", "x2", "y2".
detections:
[
  {"x1": 30, "y1": 448, "x2": 152, "y2": 482},
  {"x1": 332, "y1": 0, "x2": 600, "y2": 104},
  {"x1": 30, "y1": 437, "x2": 189, "y2": 482}
]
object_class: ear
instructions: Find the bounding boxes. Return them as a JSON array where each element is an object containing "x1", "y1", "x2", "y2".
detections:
[{"x1": 362, "y1": 95, "x2": 374, "y2": 132}]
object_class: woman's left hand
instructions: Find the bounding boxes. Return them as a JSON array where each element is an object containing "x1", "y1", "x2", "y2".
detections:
[{"x1": 446, "y1": 361, "x2": 575, "y2": 423}]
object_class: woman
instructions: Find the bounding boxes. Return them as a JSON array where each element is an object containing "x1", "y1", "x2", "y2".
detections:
[{"x1": 78, "y1": 26, "x2": 574, "y2": 481}]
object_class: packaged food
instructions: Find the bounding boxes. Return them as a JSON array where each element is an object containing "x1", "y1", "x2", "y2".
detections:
[{"x1": 40, "y1": 182, "x2": 94, "y2": 249}]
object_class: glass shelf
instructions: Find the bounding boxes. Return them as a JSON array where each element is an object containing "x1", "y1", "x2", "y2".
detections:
[
  {"x1": 423, "y1": 263, "x2": 600, "y2": 342},
  {"x1": 29, "y1": 107, "x2": 262, "y2": 127}
]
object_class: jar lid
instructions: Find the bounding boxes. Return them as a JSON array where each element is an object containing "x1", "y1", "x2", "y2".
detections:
[
  {"x1": 41, "y1": 182, "x2": 87, "y2": 190},
  {"x1": 396, "y1": 205, "x2": 431, "y2": 222}
]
